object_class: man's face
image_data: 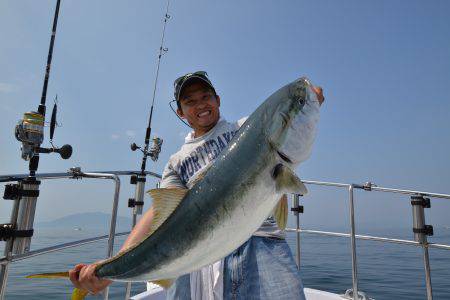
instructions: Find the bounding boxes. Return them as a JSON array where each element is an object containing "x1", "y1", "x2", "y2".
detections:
[{"x1": 177, "y1": 81, "x2": 221, "y2": 136}]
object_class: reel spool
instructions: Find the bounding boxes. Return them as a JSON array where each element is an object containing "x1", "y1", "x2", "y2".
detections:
[
  {"x1": 15, "y1": 112, "x2": 45, "y2": 160},
  {"x1": 149, "y1": 137, "x2": 163, "y2": 162},
  {"x1": 14, "y1": 103, "x2": 72, "y2": 162}
]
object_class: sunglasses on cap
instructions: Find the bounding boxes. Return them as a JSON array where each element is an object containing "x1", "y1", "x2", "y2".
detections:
[{"x1": 173, "y1": 71, "x2": 215, "y2": 102}]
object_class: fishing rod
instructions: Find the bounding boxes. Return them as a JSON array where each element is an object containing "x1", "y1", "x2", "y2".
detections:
[
  {"x1": 125, "y1": 2, "x2": 171, "y2": 298},
  {"x1": 1, "y1": 2, "x2": 72, "y2": 296},
  {"x1": 128, "y1": 0, "x2": 171, "y2": 215}
]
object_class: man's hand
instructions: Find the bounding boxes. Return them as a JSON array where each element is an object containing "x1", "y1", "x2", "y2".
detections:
[
  {"x1": 69, "y1": 263, "x2": 112, "y2": 295},
  {"x1": 312, "y1": 86, "x2": 325, "y2": 106}
]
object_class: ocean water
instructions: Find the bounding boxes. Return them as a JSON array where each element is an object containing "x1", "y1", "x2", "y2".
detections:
[{"x1": 2, "y1": 227, "x2": 450, "y2": 299}]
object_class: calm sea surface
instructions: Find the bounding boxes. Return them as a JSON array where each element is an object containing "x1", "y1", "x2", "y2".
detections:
[{"x1": 2, "y1": 227, "x2": 450, "y2": 299}]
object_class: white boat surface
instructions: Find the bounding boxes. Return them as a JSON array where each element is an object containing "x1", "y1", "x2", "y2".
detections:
[{"x1": 130, "y1": 283, "x2": 349, "y2": 300}]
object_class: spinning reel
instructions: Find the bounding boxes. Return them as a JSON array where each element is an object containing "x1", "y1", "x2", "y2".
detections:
[
  {"x1": 130, "y1": 137, "x2": 163, "y2": 162},
  {"x1": 15, "y1": 99, "x2": 72, "y2": 162}
]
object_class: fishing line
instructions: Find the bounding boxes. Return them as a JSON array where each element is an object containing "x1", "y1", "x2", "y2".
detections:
[{"x1": 132, "y1": 0, "x2": 171, "y2": 174}]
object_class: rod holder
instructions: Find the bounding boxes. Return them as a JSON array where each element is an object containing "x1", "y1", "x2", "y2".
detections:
[
  {"x1": 9, "y1": 178, "x2": 40, "y2": 254},
  {"x1": 411, "y1": 195, "x2": 433, "y2": 244},
  {"x1": 130, "y1": 175, "x2": 146, "y2": 215}
]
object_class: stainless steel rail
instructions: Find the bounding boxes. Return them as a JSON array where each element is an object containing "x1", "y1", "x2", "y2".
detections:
[
  {"x1": 1, "y1": 175, "x2": 449, "y2": 300},
  {"x1": 288, "y1": 180, "x2": 450, "y2": 300},
  {"x1": 0, "y1": 170, "x2": 161, "y2": 183},
  {"x1": 0, "y1": 232, "x2": 130, "y2": 265},
  {"x1": 0, "y1": 169, "x2": 160, "y2": 300},
  {"x1": 285, "y1": 229, "x2": 450, "y2": 251}
]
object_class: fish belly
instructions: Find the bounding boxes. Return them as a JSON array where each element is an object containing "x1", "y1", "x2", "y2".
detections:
[{"x1": 138, "y1": 166, "x2": 281, "y2": 281}]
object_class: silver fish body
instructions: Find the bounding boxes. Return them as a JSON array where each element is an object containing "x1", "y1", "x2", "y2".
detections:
[{"x1": 96, "y1": 77, "x2": 320, "y2": 281}]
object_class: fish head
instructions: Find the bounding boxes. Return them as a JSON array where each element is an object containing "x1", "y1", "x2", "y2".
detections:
[{"x1": 266, "y1": 77, "x2": 320, "y2": 165}]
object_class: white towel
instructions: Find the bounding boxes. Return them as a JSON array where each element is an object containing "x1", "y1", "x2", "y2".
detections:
[{"x1": 190, "y1": 259, "x2": 224, "y2": 300}]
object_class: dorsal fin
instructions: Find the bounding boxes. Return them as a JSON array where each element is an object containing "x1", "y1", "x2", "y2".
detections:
[
  {"x1": 146, "y1": 188, "x2": 188, "y2": 237},
  {"x1": 94, "y1": 188, "x2": 189, "y2": 266}
]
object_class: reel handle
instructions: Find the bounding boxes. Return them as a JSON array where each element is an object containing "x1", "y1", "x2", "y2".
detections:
[{"x1": 38, "y1": 144, "x2": 72, "y2": 159}]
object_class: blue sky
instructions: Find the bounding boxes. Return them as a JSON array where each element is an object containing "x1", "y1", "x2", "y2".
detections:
[{"x1": 1, "y1": 0, "x2": 450, "y2": 234}]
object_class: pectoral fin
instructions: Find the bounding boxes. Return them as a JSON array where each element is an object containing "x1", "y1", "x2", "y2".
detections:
[
  {"x1": 273, "y1": 194, "x2": 288, "y2": 230},
  {"x1": 272, "y1": 164, "x2": 308, "y2": 195}
]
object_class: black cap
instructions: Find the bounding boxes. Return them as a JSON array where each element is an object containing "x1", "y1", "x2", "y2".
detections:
[{"x1": 173, "y1": 71, "x2": 216, "y2": 102}]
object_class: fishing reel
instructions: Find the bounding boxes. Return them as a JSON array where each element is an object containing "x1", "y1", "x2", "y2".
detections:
[
  {"x1": 15, "y1": 112, "x2": 45, "y2": 160},
  {"x1": 15, "y1": 100, "x2": 72, "y2": 161},
  {"x1": 131, "y1": 137, "x2": 163, "y2": 162}
]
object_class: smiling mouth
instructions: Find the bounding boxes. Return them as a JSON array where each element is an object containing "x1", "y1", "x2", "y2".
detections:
[{"x1": 197, "y1": 111, "x2": 211, "y2": 118}]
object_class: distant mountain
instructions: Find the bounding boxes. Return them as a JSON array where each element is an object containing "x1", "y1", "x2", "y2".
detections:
[{"x1": 37, "y1": 212, "x2": 132, "y2": 231}]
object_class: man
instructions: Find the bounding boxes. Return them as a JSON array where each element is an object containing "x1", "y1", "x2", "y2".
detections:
[{"x1": 70, "y1": 71, "x2": 324, "y2": 299}]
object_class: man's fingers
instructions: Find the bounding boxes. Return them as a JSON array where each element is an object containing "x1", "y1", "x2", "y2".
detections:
[
  {"x1": 312, "y1": 86, "x2": 325, "y2": 105},
  {"x1": 69, "y1": 264, "x2": 87, "y2": 288},
  {"x1": 69, "y1": 263, "x2": 111, "y2": 295}
]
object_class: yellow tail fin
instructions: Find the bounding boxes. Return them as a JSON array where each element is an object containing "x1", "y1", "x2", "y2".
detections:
[
  {"x1": 27, "y1": 271, "x2": 89, "y2": 299},
  {"x1": 72, "y1": 288, "x2": 90, "y2": 300},
  {"x1": 26, "y1": 271, "x2": 70, "y2": 279}
]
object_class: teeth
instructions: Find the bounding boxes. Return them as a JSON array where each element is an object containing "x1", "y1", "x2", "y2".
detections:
[{"x1": 198, "y1": 111, "x2": 210, "y2": 117}]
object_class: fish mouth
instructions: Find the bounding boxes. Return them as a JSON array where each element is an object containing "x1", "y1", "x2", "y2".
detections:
[{"x1": 289, "y1": 77, "x2": 309, "y2": 105}]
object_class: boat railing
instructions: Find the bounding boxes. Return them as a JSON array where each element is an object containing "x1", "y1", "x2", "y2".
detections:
[
  {"x1": 0, "y1": 168, "x2": 161, "y2": 300},
  {"x1": 287, "y1": 180, "x2": 450, "y2": 300},
  {"x1": 0, "y1": 172, "x2": 449, "y2": 300}
]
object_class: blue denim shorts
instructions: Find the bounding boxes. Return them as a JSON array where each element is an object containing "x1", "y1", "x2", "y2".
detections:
[{"x1": 167, "y1": 236, "x2": 306, "y2": 300}]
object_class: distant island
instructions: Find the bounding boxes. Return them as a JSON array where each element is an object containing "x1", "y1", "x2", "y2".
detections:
[{"x1": 36, "y1": 212, "x2": 132, "y2": 231}]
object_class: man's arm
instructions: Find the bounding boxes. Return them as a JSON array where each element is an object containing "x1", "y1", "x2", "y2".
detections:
[
  {"x1": 69, "y1": 162, "x2": 184, "y2": 294},
  {"x1": 69, "y1": 204, "x2": 157, "y2": 294}
]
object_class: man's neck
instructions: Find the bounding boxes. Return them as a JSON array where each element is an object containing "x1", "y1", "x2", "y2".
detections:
[{"x1": 193, "y1": 120, "x2": 219, "y2": 138}]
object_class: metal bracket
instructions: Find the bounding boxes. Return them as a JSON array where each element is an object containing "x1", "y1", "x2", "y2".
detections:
[
  {"x1": 3, "y1": 184, "x2": 20, "y2": 200},
  {"x1": 130, "y1": 175, "x2": 146, "y2": 185},
  {"x1": 363, "y1": 181, "x2": 376, "y2": 191},
  {"x1": 3, "y1": 183, "x2": 40, "y2": 200},
  {"x1": 69, "y1": 167, "x2": 83, "y2": 179},
  {"x1": 291, "y1": 206, "x2": 304, "y2": 214},
  {"x1": 0, "y1": 223, "x2": 34, "y2": 241},
  {"x1": 411, "y1": 196, "x2": 431, "y2": 208},
  {"x1": 413, "y1": 225, "x2": 434, "y2": 236}
]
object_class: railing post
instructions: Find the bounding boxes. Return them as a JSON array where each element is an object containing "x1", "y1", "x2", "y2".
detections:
[
  {"x1": 0, "y1": 199, "x2": 20, "y2": 300},
  {"x1": 348, "y1": 185, "x2": 359, "y2": 300},
  {"x1": 411, "y1": 195, "x2": 433, "y2": 300},
  {"x1": 125, "y1": 174, "x2": 146, "y2": 299},
  {"x1": 105, "y1": 175, "x2": 120, "y2": 300},
  {"x1": 291, "y1": 194, "x2": 303, "y2": 269}
]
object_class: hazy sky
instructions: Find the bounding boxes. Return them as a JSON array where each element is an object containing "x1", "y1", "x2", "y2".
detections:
[{"x1": 1, "y1": 0, "x2": 449, "y2": 235}]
